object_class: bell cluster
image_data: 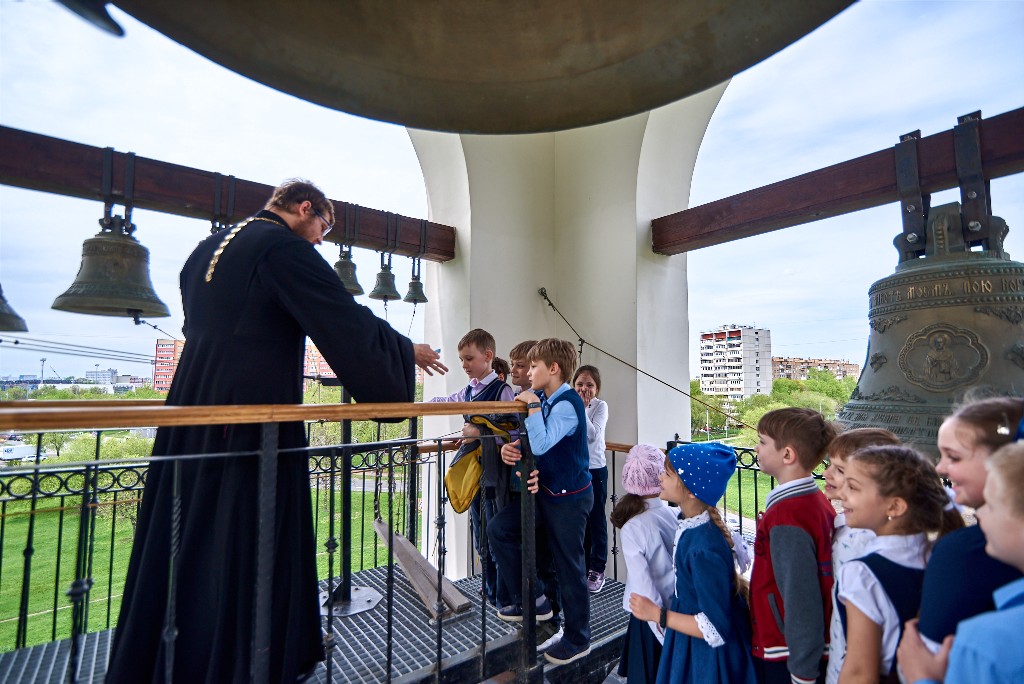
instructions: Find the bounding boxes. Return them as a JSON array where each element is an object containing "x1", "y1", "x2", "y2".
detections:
[{"x1": 336, "y1": 248, "x2": 427, "y2": 305}]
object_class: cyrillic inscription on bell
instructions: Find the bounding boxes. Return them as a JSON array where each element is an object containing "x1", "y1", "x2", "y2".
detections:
[{"x1": 839, "y1": 202, "x2": 1024, "y2": 457}]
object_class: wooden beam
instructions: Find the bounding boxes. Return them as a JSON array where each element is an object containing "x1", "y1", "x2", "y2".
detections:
[
  {"x1": 0, "y1": 400, "x2": 527, "y2": 431},
  {"x1": 0, "y1": 126, "x2": 457, "y2": 262},
  {"x1": 652, "y1": 107, "x2": 1024, "y2": 254}
]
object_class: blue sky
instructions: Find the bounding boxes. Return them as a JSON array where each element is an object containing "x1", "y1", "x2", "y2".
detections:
[{"x1": 1, "y1": 0, "x2": 1022, "y2": 381}]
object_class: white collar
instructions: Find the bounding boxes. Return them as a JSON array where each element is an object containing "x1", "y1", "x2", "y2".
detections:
[
  {"x1": 677, "y1": 510, "x2": 710, "y2": 533},
  {"x1": 470, "y1": 371, "x2": 499, "y2": 387}
]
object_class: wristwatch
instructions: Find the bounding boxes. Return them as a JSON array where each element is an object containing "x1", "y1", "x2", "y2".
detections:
[
  {"x1": 659, "y1": 607, "x2": 667, "y2": 629},
  {"x1": 526, "y1": 402, "x2": 541, "y2": 410}
]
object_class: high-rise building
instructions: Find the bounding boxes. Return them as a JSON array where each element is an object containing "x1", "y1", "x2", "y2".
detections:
[
  {"x1": 772, "y1": 356, "x2": 861, "y2": 381},
  {"x1": 153, "y1": 339, "x2": 186, "y2": 392},
  {"x1": 698, "y1": 324, "x2": 772, "y2": 399},
  {"x1": 303, "y1": 342, "x2": 337, "y2": 389}
]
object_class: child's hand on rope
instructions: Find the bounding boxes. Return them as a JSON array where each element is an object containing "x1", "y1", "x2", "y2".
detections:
[
  {"x1": 501, "y1": 439, "x2": 522, "y2": 466},
  {"x1": 515, "y1": 468, "x2": 540, "y2": 494}
]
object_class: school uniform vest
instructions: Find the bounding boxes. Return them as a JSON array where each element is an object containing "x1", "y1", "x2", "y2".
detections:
[
  {"x1": 838, "y1": 554, "x2": 924, "y2": 681},
  {"x1": 461, "y1": 377, "x2": 513, "y2": 494},
  {"x1": 534, "y1": 389, "x2": 591, "y2": 497}
]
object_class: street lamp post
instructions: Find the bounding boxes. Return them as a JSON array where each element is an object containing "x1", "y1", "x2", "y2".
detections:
[{"x1": 39, "y1": 357, "x2": 46, "y2": 389}]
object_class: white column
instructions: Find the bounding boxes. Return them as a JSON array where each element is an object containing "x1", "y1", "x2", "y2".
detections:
[{"x1": 409, "y1": 82, "x2": 728, "y2": 578}]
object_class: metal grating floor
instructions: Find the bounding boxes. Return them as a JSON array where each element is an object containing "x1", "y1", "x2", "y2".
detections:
[
  {"x1": 0, "y1": 629, "x2": 111, "y2": 684},
  {"x1": 0, "y1": 568, "x2": 628, "y2": 683}
]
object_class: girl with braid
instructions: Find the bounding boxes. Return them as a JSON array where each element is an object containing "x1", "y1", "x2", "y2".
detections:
[
  {"x1": 629, "y1": 442, "x2": 756, "y2": 684},
  {"x1": 834, "y1": 445, "x2": 964, "y2": 683}
]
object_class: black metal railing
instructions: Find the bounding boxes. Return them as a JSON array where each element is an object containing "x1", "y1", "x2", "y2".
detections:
[
  {"x1": 0, "y1": 400, "x2": 544, "y2": 683},
  {"x1": 1, "y1": 405, "x2": 826, "y2": 683}
]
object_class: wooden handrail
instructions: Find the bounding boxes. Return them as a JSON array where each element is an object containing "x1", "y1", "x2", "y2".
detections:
[
  {"x1": 0, "y1": 401, "x2": 528, "y2": 432},
  {"x1": 0, "y1": 402, "x2": 647, "y2": 454},
  {"x1": 1, "y1": 400, "x2": 165, "y2": 408}
]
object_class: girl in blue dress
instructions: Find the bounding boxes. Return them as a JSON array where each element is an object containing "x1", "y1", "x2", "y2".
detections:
[{"x1": 629, "y1": 442, "x2": 756, "y2": 684}]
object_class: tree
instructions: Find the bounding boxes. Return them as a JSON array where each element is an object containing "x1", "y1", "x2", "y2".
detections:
[
  {"x1": 771, "y1": 378, "x2": 803, "y2": 401},
  {"x1": 119, "y1": 386, "x2": 166, "y2": 399},
  {"x1": 0, "y1": 386, "x2": 27, "y2": 401},
  {"x1": 689, "y1": 380, "x2": 727, "y2": 435},
  {"x1": 787, "y1": 390, "x2": 839, "y2": 420},
  {"x1": 44, "y1": 431, "x2": 76, "y2": 457},
  {"x1": 804, "y1": 368, "x2": 850, "y2": 405},
  {"x1": 302, "y1": 381, "x2": 423, "y2": 446}
]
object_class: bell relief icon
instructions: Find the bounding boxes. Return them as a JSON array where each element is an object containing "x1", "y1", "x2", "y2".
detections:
[{"x1": 898, "y1": 323, "x2": 988, "y2": 391}]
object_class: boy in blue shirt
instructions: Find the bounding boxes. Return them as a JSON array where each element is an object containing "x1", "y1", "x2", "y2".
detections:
[{"x1": 492, "y1": 338, "x2": 593, "y2": 666}]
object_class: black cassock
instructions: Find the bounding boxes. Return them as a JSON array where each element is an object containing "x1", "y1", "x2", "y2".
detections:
[{"x1": 106, "y1": 211, "x2": 416, "y2": 683}]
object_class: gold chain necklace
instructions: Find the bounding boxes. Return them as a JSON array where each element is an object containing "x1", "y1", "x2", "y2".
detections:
[{"x1": 204, "y1": 215, "x2": 289, "y2": 283}]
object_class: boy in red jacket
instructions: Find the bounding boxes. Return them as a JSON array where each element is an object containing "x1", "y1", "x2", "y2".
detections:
[{"x1": 750, "y1": 408, "x2": 838, "y2": 684}]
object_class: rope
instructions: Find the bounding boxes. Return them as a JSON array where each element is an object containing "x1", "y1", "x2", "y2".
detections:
[{"x1": 537, "y1": 287, "x2": 753, "y2": 431}]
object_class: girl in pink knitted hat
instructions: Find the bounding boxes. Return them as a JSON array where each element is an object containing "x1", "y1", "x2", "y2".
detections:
[{"x1": 611, "y1": 444, "x2": 677, "y2": 683}]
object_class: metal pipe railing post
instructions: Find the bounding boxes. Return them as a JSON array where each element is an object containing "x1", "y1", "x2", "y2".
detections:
[
  {"x1": 386, "y1": 446, "x2": 395, "y2": 680},
  {"x1": 435, "y1": 440, "x2": 447, "y2": 680},
  {"x1": 517, "y1": 432, "x2": 539, "y2": 683},
  {"x1": 322, "y1": 445, "x2": 339, "y2": 681},
  {"x1": 406, "y1": 417, "x2": 419, "y2": 546},
  {"x1": 161, "y1": 460, "x2": 183, "y2": 682},
  {"x1": 609, "y1": 448, "x2": 619, "y2": 582},
  {"x1": 251, "y1": 422, "x2": 279, "y2": 684},
  {"x1": 340, "y1": 388, "x2": 353, "y2": 603},
  {"x1": 15, "y1": 434, "x2": 44, "y2": 649}
]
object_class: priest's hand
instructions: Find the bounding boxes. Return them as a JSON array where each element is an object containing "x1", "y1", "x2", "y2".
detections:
[{"x1": 414, "y1": 344, "x2": 448, "y2": 376}]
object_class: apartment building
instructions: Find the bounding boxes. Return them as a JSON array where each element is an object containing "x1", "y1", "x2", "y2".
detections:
[
  {"x1": 304, "y1": 342, "x2": 337, "y2": 388},
  {"x1": 698, "y1": 325, "x2": 771, "y2": 400},
  {"x1": 153, "y1": 339, "x2": 186, "y2": 392},
  {"x1": 772, "y1": 356, "x2": 861, "y2": 380}
]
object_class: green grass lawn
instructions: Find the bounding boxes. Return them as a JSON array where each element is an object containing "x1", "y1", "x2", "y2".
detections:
[
  {"x1": 0, "y1": 489, "x2": 411, "y2": 651},
  {"x1": 720, "y1": 462, "x2": 828, "y2": 534}
]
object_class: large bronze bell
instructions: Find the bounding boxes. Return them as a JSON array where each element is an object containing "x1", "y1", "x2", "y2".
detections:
[
  {"x1": 838, "y1": 203, "x2": 1024, "y2": 457},
  {"x1": 333, "y1": 248, "x2": 364, "y2": 296},
  {"x1": 98, "y1": 0, "x2": 852, "y2": 134},
  {"x1": 368, "y1": 254, "x2": 401, "y2": 302},
  {"x1": 52, "y1": 217, "x2": 170, "y2": 317},
  {"x1": 0, "y1": 284, "x2": 28, "y2": 331}
]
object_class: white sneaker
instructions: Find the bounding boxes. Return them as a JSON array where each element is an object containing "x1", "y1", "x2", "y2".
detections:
[{"x1": 538, "y1": 626, "x2": 563, "y2": 652}]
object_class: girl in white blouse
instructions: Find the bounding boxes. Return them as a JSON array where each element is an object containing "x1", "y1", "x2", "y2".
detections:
[
  {"x1": 611, "y1": 444, "x2": 677, "y2": 683},
  {"x1": 835, "y1": 446, "x2": 963, "y2": 684}
]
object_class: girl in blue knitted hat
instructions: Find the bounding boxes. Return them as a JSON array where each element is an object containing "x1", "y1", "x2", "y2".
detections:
[{"x1": 628, "y1": 442, "x2": 756, "y2": 684}]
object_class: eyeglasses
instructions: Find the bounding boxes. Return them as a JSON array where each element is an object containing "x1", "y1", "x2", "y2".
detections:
[{"x1": 311, "y1": 207, "x2": 334, "y2": 236}]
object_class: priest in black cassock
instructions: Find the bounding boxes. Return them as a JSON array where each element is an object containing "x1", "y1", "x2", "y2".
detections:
[{"x1": 106, "y1": 180, "x2": 447, "y2": 683}]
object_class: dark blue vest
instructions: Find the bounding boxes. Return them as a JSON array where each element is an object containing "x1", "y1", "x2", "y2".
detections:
[
  {"x1": 533, "y1": 388, "x2": 591, "y2": 497},
  {"x1": 839, "y1": 553, "x2": 924, "y2": 678}
]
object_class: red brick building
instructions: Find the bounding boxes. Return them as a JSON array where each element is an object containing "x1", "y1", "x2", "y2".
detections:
[{"x1": 153, "y1": 339, "x2": 186, "y2": 392}]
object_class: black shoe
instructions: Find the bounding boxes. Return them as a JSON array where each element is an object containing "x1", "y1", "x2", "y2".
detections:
[{"x1": 544, "y1": 639, "x2": 591, "y2": 665}]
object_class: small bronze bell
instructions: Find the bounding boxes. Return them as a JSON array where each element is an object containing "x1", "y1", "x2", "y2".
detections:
[
  {"x1": 369, "y1": 253, "x2": 401, "y2": 302},
  {"x1": 0, "y1": 284, "x2": 28, "y2": 331},
  {"x1": 403, "y1": 258, "x2": 428, "y2": 304},
  {"x1": 333, "y1": 247, "x2": 364, "y2": 296},
  {"x1": 52, "y1": 216, "x2": 170, "y2": 318}
]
